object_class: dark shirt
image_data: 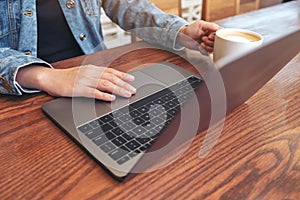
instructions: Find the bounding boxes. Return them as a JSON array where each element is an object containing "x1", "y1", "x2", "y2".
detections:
[{"x1": 37, "y1": 0, "x2": 83, "y2": 63}]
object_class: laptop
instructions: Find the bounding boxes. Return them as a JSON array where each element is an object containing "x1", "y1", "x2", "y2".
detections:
[{"x1": 42, "y1": 28, "x2": 300, "y2": 181}]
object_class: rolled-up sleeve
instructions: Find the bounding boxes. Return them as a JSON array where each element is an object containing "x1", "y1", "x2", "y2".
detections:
[{"x1": 0, "y1": 48, "x2": 52, "y2": 95}]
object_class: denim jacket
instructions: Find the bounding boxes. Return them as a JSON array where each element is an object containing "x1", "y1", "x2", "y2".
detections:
[{"x1": 0, "y1": 0, "x2": 188, "y2": 95}]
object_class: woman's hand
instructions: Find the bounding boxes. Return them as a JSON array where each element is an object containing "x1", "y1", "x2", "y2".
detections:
[
  {"x1": 177, "y1": 20, "x2": 223, "y2": 53},
  {"x1": 16, "y1": 65, "x2": 136, "y2": 101}
]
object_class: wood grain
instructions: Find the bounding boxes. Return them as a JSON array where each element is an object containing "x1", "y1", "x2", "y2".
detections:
[{"x1": 0, "y1": 1, "x2": 299, "y2": 199}]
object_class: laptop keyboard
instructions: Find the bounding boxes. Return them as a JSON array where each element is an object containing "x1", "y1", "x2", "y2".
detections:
[{"x1": 77, "y1": 76, "x2": 202, "y2": 165}]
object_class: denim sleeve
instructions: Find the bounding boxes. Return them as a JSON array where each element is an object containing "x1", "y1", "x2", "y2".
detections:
[
  {"x1": 102, "y1": 0, "x2": 188, "y2": 50},
  {"x1": 0, "y1": 48, "x2": 52, "y2": 95}
]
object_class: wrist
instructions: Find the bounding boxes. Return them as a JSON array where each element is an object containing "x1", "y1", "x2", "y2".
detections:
[
  {"x1": 179, "y1": 24, "x2": 189, "y2": 35},
  {"x1": 174, "y1": 25, "x2": 189, "y2": 50},
  {"x1": 16, "y1": 65, "x2": 51, "y2": 91}
]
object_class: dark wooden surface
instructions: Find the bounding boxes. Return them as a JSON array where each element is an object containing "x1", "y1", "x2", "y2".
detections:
[{"x1": 0, "y1": 1, "x2": 299, "y2": 199}]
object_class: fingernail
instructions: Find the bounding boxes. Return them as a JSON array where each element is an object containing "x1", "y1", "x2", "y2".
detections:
[
  {"x1": 123, "y1": 90, "x2": 132, "y2": 97},
  {"x1": 109, "y1": 94, "x2": 116, "y2": 101},
  {"x1": 127, "y1": 74, "x2": 135, "y2": 81},
  {"x1": 130, "y1": 86, "x2": 137, "y2": 94},
  {"x1": 126, "y1": 84, "x2": 136, "y2": 93}
]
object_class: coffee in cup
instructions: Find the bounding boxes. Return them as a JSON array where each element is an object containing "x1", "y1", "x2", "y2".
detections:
[{"x1": 213, "y1": 28, "x2": 263, "y2": 63}]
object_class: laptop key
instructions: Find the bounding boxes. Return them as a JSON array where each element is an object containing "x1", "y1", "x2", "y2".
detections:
[
  {"x1": 109, "y1": 147, "x2": 129, "y2": 161},
  {"x1": 129, "y1": 110, "x2": 141, "y2": 118},
  {"x1": 93, "y1": 135, "x2": 109, "y2": 146},
  {"x1": 118, "y1": 113, "x2": 131, "y2": 122},
  {"x1": 100, "y1": 124, "x2": 113, "y2": 132},
  {"x1": 145, "y1": 129, "x2": 160, "y2": 138},
  {"x1": 168, "y1": 109, "x2": 178, "y2": 116},
  {"x1": 89, "y1": 120, "x2": 100, "y2": 128},
  {"x1": 153, "y1": 98, "x2": 165, "y2": 105},
  {"x1": 133, "y1": 117, "x2": 145, "y2": 125},
  {"x1": 178, "y1": 94, "x2": 188, "y2": 104},
  {"x1": 125, "y1": 140, "x2": 141, "y2": 150},
  {"x1": 136, "y1": 136, "x2": 151, "y2": 144},
  {"x1": 155, "y1": 124, "x2": 165, "y2": 132},
  {"x1": 122, "y1": 132, "x2": 135, "y2": 141},
  {"x1": 120, "y1": 122, "x2": 135, "y2": 131},
  {"x1": 151, "y1": 117, "x2": 165, "y2": 125},
  {"x1": 112, "y1": 136, "x2": 127, "y2": 147},
  {"x1": 140, "y1": 143, "x2": 151, "y2": 151},
  {"x1": 132, "y1": 126, "x2": 146, "y2": 135},
  {"x1": 164, "y1": 101, "x2": 177, "y2": 109},
  {"x1": 78, "y1": 124, "x2": 92, "y2": 134},
  {"x1": 124, "y1": 131, "x2": 138, "y2": 138},
  {"x1": 105, "y1": 131, "x2": 116, "y2": 140},
  {"x1": 100, "y1": 141, "x2": 116, "y2": 153},
  {"x1": 111, "y1": 110, "x2": 123, "y2": 118},
  {"x1": 109, "y1": 120, "x2": 118, "y2": 128},
  {"x1": 117, "y1": 156, "x2": 130, "y2": 165},
  {"x1": 162, "y1": 94, "x2": 172, "y2": 102},
  {"x1": 145, "y1": 102, "x2": 155, "y2": 109},
  {"x1": 113, "y1": 118, "x2": 123, "y2": 126},
  {"x1": 142, "y1": 121, "x2": 155, "y2": 130},
  {"x1": 99, "y1": 114, "x2": 113, "y2": 123},
  {"x1": 140, "y1": 113, "x2": 150, "y2": 121},
  {"x1": 129, "y1": 150, "x2": 140, "y2": 158},
  {"x1": 149, "y1": 108, "x2": 164, "y2": 117},
  {"x1": 137, "y1": 106, "x2": 149, "y2": 114},
  {"x1": 112, "y1": 127, "x2": 124, "y2": 136},
  {"x1": 188, "y1": 77, "x2": 202, "y2": 88},
  {"x1": 85, "y1": 127, "x2": 104, "y2": 139}
]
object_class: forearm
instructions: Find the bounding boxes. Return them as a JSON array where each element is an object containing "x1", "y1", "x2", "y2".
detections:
[{"x1": 102, "y1": 0, "x2": 188, "y2": 49}]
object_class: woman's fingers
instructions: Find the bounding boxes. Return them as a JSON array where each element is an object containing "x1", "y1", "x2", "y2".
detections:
[
  {"x1": 43, "y1": 65, "x2": 137, "y2": 101},
  {"x1": 105, "y1": 68, "x2": 135, "y2": 82},
  {"x1": 76, "y1": 86, "x2": 117, "y2": 101},
  {"x1": 200, "y1": 42, "x2": 214, "y2": 52},
  {"x1": 76, "y1": 65, "x2": 136, "y2": 100},
  {"x1": 97, "y1": 79, "x2": 133, "y2": 98},
  {"x1": 100, "y1": 72, "x2": 136, "y2": 94}
]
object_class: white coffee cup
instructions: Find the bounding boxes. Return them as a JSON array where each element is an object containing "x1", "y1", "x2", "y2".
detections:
[{"x1": 213, "y1": 28, "x2": 263, "y2": 63}]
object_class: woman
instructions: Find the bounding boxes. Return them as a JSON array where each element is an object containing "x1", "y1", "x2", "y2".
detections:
[{"x1": 0, "y1": 0, "x2": 221, "y2": 101}]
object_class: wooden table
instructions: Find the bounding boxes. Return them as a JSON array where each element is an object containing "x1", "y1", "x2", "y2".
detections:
[{"x1": 1, "y1": 1, "x2": 299, "y2": 199}]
